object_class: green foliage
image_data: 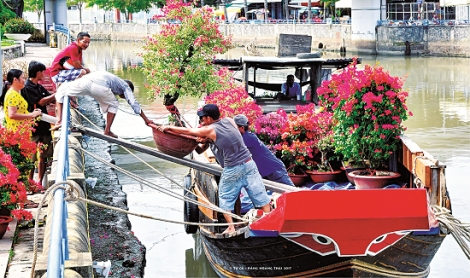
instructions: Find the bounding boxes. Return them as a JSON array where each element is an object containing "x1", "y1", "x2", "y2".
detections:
[
  {"x1": 0, "y1": 1, "x2": 16, "y2": 25},
  {"x1": 141, "y1": 1, "x2": 232, "y2": 100},
  {"x1": 4, "y1": 18, "x2": 35, "y2": 34},
  {"x1": 87, "y1": 0, "x2": 161, "y2": 19},
  {"x1": 24, "y1": 0, "x2": 44, "y2": 20}
]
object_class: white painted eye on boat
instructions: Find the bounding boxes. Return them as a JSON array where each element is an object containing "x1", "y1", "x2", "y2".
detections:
[
  {"x1": 373, "y1": 235, "x2": 386, "y2": 243},
  {"x1": 313, "y1": 235, "x2": 332, "y2": 245},
  {"x1": 282, "y1": 233, "x2": 302, "y2": 238}
]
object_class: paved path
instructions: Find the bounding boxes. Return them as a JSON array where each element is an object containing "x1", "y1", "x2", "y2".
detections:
[{"x1": 0, "y1": 43, "x2": 58, "y2": 278}]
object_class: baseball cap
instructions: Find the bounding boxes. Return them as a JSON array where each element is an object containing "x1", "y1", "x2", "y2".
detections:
[
  {"x1": 197, "y1": 104, "x2": 220, "y2": 119},
  {"x1": 234, "y1": 114, "x2": 249, "y2": 126}
]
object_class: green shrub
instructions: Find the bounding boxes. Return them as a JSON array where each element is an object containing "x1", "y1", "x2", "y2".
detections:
[
  {"x1": 4, "y1": 18, "x2": 35, "y2": 34},
  {"x1": 0, "y1": 4, "x2": 16, "y2": 25}
]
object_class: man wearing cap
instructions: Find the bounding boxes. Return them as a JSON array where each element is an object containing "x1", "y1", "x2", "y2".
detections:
[
  {"x1": 158, "y1": 104, "x2": 271, "y2": 235},
  {"x1": 234, "y1": 114, "x2": 294, "y2": 187}
]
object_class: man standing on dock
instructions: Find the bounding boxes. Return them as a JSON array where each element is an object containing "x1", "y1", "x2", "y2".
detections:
[{"x1": 158, "y1": 104, "x2": 271, "y2": 235}]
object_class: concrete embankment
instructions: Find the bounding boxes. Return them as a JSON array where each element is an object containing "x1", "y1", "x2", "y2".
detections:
[
  {"x1": 31, "y1": 22, "x2": 470, "y2": 57},
  {"x1": 2, "y1": 44, "x2": 146, "y2": 277}
]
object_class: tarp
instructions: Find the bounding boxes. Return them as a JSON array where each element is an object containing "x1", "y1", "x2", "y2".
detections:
[
  {"x1": 214, "y1": 7, "x2": 242, "y2": 16},
  {"x1": 335, "y1": 0, "x2": 352, "y2": 8},
  {"x1": 440, "y1": 0, "x2": 470, "y2": 6}
]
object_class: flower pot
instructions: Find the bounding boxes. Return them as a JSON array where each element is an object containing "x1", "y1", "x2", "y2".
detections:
[
  {"x1": 306, "y1": 169, "x2": 342, "y2": 184},
  {"x1": 0, "y1": 207, "x2": 11, "y2": 217},
  {"x1": 288, "y1": 173, "x2": 309, "y2": 187},
  {"x1": 348, "y1": 170, "x2": 401, "y2": 189},
  {"x1": 4, "y1": 33, "x2": 32, "y2": 41},
  {"x1": 0, "y1": 216, "x2": 13, "y2": 239}
]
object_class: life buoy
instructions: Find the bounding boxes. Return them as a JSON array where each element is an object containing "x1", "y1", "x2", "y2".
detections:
[{"x1": 184, "y1": 173, "x2": 199, "y2": 234}]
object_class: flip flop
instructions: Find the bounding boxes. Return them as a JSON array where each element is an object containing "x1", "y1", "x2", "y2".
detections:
[
  {"x1": 24, "y1": 200, "x2": 39, "y2": 209},
  {"x1": 50, "y1": 124, "x2": 61, "y2": 131},
  {"x1": 18, "y1": 219, "x2": 35, "y2": 229}
]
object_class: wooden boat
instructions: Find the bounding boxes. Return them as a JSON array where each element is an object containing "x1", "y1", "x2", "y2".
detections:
[
  {"x1": 188, "y1": 134, "x2": 450, "y2": 277},
  {"x1": 183, "y1": 55, "x2": 453, "y2": 277}
]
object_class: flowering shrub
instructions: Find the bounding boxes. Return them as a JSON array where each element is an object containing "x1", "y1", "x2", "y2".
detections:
[
  {"x1": 254, "y1": 109, "x2": 288, "y2": 149},
  {"x1": 0, "y1": 120, "x2": 43, "y2": 220},
  {"x1": 4, "y1": 18, "x2": 35, "y2": 34},
  {"x1": 252, "y1": 104, "x2": 336, "y2": 174},
  {"x1": 141, "y1": 0, "x2": 232, "y2": 102},
  {"x1": 204, "y1": 68, "x2": 263, "y2": 124},
  {"x1": 318, "y1": 62, "x2": 412, "y2": 171}
]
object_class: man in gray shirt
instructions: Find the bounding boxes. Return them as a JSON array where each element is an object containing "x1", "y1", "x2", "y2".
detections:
[{"x1": 54, "y1": 71, "x2": 154, "y2": 137}]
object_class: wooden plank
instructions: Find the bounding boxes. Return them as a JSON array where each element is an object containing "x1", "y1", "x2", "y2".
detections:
[
  {"x1": 414, "y1": 158, "x2": 434, "y2": 188},
  {"x1": 35, "y1": 252, "x2": 92, "y2": 270},
  {"x1": 77, "y1": 125, "x2": 223, "y2": 176},
  {"x1": 194, "y1": 185, "x2": 216, "y2": 221}
]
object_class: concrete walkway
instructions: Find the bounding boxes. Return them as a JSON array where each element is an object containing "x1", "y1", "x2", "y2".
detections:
[{"x1": 0, "y1": 43, "x2": 58, "y2": 278}]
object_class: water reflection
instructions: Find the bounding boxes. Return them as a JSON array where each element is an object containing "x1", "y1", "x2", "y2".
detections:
[{"x1": 83, "y1": 41, "x2": 470, "y2": 277}]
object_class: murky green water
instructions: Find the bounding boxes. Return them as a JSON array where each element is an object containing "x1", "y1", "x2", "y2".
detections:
[{"x1": 83, "y1": 42, "x2": 470, "y2": 277}]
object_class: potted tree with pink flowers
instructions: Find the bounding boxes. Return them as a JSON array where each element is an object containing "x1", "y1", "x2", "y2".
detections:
[{"x1": 318, "y1": 61, "x2": 413, "y2": 189}]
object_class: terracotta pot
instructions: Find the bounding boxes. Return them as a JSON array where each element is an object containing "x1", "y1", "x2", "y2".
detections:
[
  {"x1": 0, "y1": 207, "x2": 11, "y2": 217},
  {"x1": 341, "y1": 166, "x2": 367, "y2": 185},
  {"x1": 288, "y1": 173, "x2": 309, "y2": 187},
  {"x1": 0, "y1": 216, "x2": 13, "y2": 239},
  {"x1": 151, "y1": 125, "x2": 199, "y2": 158},
  {"x1": 348, "y1": 170, "x2": 401, "y2": 189},
  {"x1": 306, "y1": 170, "x2": 342, "y2": 184}
]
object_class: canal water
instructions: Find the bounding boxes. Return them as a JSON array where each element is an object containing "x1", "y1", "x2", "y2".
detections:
[{"x1": 83, "y1": 41, "x2": 470, "y2": 277}]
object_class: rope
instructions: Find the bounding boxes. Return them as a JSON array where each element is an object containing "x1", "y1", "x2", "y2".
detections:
[
  {"x1": 31, "y1": 180, "x2": 75, "y2": 278},
  {"x1": 71, "y1": 107, "x2": 241, "y2": 219},
  {"x1": 76, "y1": 144, "x2": 246, "y2": 221},
  {"x1": 30, "y1": 177, "x2": 249, "y2": 277},
  {"x1": 432, "y1": 205, "x2": 470, "y2": 260}
]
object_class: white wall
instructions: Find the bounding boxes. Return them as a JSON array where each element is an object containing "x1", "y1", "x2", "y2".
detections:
[
  {"x1": 351, "y1": 0, "x2": 381, "y2": 41},
  {"x1": 24, "y1": 5, "x2": 163, "y2": 24}
]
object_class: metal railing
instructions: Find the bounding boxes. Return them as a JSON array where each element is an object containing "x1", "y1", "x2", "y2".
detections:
[
  {"x1": 47, "y1": 96, "x2": 71, "y2": 278},
  {"x1": 55, "y1": 24, "x2": 71, "y2": 45}
]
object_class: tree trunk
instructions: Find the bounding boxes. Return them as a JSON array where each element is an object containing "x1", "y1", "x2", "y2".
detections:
[
  {"x1": 307, "y1": 0, "x2": 311, "y2": 23},
  {"x1": 264, "y1": 0, "x2": 268, "y2": 23},
  {"x1": 243, "y1": 0, "x2": 248, "y2": 18},
  {"x1": 284, "y1": 0, "x2": 289, "y2": 21}
]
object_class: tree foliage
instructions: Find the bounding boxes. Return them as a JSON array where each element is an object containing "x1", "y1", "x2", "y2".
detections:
[
  {"x1": 23, "y1": 0, "x2": 43, "y2": 21},
  {"x1": 87, "y1": 0, "x2": 160, "y2": 20},
  {"x1": 141, "y1": 0, "x2": 233, "y2": 103}
]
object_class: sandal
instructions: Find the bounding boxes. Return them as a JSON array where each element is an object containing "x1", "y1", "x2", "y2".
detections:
[
  {"x1": 18, "y1": 219, "x2": 35, "y2": 229},
  {"x1": 24, "y1": 200, "x2": 39, "y2": 209}
]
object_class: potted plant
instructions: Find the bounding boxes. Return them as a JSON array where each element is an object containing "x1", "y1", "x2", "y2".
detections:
[
  {"x1": 253, "y1": 104, "x2": 317, "y2": 186},
  {"x1": 0, "y1": 121, "x2": 42, "y2": 221},
  {"x1": 4, "y1": 18, "x2": 35, "y2": 41},
  {"x1": 318, "y1": 61, "x2": 412, "y2": 189},
  {"x1": 304, "y1": 111, "x2": 342, "y2": 183}
]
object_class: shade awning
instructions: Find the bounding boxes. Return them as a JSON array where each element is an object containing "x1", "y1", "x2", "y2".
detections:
[
  {"x1": 214, "y1": 7, "x2": 242, "y2": 16},
  {"x1": 228, "y1": 0, "x2": 282, "y2": 6},
  {"x1": 335, "y1": 0, "x2": 352, "y2": 8},
  {"x1": 440, "y1": 0, "x2": 470, "y2": 6}
]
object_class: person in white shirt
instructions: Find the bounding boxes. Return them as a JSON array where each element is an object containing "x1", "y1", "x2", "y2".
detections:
[
  {"x1": 278, "y1": 74, "x2": 301, "y2": 100},
  {"x1": 53, "y1": 71, "x2": 154, "y2": 138}
]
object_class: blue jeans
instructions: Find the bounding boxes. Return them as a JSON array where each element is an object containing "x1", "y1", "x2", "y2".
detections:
[
  {"x1": 265, "y1": 168, "x2": 295, "y2": 187},
  {"x1": 218, "y1": 160, "x2": 270, "y2": 211}
]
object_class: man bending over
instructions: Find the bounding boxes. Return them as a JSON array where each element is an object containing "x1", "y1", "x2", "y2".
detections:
[{"x1": 54, "y1": 71, "x2": 154, "y2": 137}]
